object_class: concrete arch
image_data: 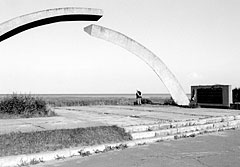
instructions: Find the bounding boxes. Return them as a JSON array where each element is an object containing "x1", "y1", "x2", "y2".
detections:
[
  {"x1": 0, "y1": 7, "x2": 103, "y2": 42},
  {"x1": 84, "y1": 24, "x2": 189, "y2": 106}
]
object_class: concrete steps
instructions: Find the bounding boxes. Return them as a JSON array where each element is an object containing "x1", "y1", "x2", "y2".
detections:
[{"x1": 124, "y1": 115, "x2": 240, "y2": 141}]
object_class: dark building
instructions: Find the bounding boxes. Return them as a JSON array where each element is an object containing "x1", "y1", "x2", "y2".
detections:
[{"x1": 191, "y1": 84, "x2": 232, "y2": 108}]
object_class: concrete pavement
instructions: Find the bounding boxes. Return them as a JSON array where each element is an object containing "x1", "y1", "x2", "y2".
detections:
[{"x1": 2, "y1": 105, "x2": 240, "y2": 134}]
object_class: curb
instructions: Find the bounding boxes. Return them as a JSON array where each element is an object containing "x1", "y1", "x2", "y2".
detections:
[
  {"x1": 0, "y1": 144, "x2": 113, "y2": 167},
  {"x1": 1, "y1": 124, "x2": 240, "y2": 167}
]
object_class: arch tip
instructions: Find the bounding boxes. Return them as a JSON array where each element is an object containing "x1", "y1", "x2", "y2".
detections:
[{"x1": 84, "y1": 24, "x2": 93, "y2": 35}]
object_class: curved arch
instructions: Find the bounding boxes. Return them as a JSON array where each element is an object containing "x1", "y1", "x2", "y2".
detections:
[
  {"x1": 0, "y1": 7, "x2": 103, "y2": 42},
  {"x1": 84, "y1": 24, "x2": 189, "y2": 106}
]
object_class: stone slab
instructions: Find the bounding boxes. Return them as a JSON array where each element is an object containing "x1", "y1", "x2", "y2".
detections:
[{"x1": 1, "y1": 105, "x2": 240, "y2": 135}]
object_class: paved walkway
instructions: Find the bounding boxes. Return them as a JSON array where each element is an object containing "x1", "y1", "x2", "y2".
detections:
[{"x1": 1, "y1": 105, "x2": 240, "y2": 134}]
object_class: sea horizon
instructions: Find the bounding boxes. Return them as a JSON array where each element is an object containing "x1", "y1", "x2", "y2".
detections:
[{"x1": 0, "y1": 93, "x2": 191, "y2": 98}]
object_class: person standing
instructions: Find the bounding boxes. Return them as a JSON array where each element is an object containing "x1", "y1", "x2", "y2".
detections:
[{"x1": 136, "y1": 90, "x2": 142, "y2": 105}]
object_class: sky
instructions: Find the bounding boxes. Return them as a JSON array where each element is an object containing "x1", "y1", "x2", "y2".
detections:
[{"x1": 0, "y1": 0, "x2": 239, "y2": 94}]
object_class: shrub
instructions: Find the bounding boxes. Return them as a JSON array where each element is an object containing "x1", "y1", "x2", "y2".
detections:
[
  {"x1": 141, "y1": 98, "x2": 153, "y2": 104},
  {"x1": 163, "y1": 97, "x2": 177, "y2": 106},
  {"x1": 0, "y1": 94, "x2": 53, "y2": 117},
  {"x1": 233, "y1": 88, "x2": 240, "y2": 103}
]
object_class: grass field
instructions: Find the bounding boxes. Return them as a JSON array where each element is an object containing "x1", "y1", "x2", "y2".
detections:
[
  {"x1": 0, "y1": 95, "x2": 170, "y2": 119},
  {"x1": 0, "y1": 94, "x2": 174, "y2": 107},
  {"x1": 38, "y1": 95, "x2": 170, "y2": 107},
  {"x1": 0, "y1": 126, "x2": 132, "y2": 157}
]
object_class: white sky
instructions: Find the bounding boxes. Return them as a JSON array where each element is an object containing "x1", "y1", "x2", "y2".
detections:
[{"x1": 0, "y1": 0, "x2": 239, "y2": 94}]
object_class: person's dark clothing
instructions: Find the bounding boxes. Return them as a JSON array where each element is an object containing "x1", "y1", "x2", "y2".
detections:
[{"x1": 136, "y1": 91, "x2": 142, "y2": 98}]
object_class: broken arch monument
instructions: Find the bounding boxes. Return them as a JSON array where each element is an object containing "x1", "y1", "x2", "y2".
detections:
[{"x1": 0, "y1": 7, "x2": 189, "y2": 106}]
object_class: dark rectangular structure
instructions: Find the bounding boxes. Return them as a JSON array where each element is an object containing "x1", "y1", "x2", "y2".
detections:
[{"x1": 191, "y1": 85, "x2": 232, "y2": 108}]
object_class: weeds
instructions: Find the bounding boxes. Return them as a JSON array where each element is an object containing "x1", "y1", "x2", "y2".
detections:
[
  {"x1": 17, "y1": 159, "x2": 28, "y2": 167},
  {"x1": 79, "y1": 151, "x2": 91, "y2": 157},
  {"x1": 29, "y1": 158, "x2": 41, "y2": 165},
  {"x1": 55, "y1": 155, "x2": 66, "y2": 160},
  {"x1": 17, "y1": 158, "x2": 44, "y2": 167}
]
